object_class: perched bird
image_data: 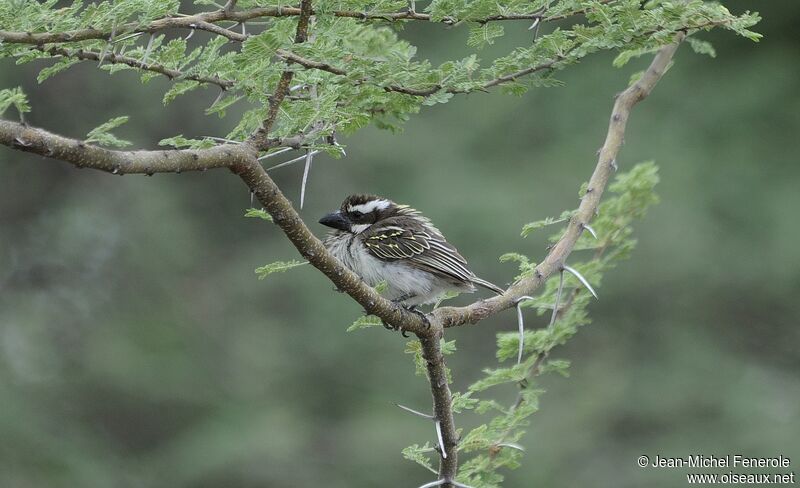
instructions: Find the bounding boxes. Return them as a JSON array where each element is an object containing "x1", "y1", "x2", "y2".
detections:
[{"x1": 319, "y1": 194, "x2": 504, "y2": 307}]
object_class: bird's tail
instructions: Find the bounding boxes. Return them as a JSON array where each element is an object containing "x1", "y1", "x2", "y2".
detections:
[{"x1": 471, "y1": 276, "x2": 505, "y2": 295}]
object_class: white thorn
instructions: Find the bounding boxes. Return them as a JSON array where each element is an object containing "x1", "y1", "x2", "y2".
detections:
[
  {"x1": 267, "y1": 150, "x2": 319, "y2": 171},
  {"x1": 528, "y1": 18, "x2": 540, "y2": 30},
  {"x1": 435, "y1": 420, "x2": 447, "y2": 459},
  {"x1": 142, "y1": 34, "x2": 155, "y2": 65},
  {"x1": 582, "y1": 224, "x2": 598, "y2": 240},
  {"x1": 395, "y1": 403, "x2": 434, "y2": 419},
  {"x1": 417, "y1": 480, "x2": 446, "y2": 488},
  {"x1": 549, "y1": 271, "x2": 565, "y2": 328},
  {"x1": 113, "y1": 32, "x2": 144, "y2": 44},
  {"x1": 514, "y1": 296, "x2": 533, "y2": 364},
  {"x1": 450, "y1": 481, "x2": 476, "y2": 488},
  {"x1": 209, "y1": 89, "x2": 225, "y2": 110},
  {"x1": 299, "y1": 149, "x2": 314, "y2": 209},
  {"x1": 563, "y1": 264, "x2": 598, "y2": 300},
  {"x1": 496, "y1": 442, "x2": 525, "y2": 452},
  {"x1": 185, "y1": 25, "x2": 196, "y2": 40},
  {"x1": 98, "y1": 24, "x2": 115, "y2": 67},
  {"x1": 257, "y1": 147, "x2": 292, "y2": 160}
]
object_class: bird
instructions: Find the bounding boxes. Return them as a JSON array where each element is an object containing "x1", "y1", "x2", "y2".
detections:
[{"x1": 319, "y1": 194, "x2": 504, "y2": 308}]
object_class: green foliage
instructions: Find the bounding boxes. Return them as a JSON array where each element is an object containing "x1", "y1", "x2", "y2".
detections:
[
  {"x1": 0, "y1": 0, "x2": 759, "y2": 153},
  {"x1": 498, "y1": 253, "x2": 537, "y2": 281},
  {"x1": 85, "y1": 116, "x2": 132, "y2": 147},
  {"x1": 158, "y1": 135, "x2": 217, "y2": 149},
  {"x1": 254, "y1": 259, "x2": 308, "y2": 279},
  {"x1": 37, "y1": 58, "x2": 80, "y2": 83},
  {"x1": 347, "y1": 315, "x2": 383, "y2": 332},
  {"x1": 687, "y1": 37, "x2": 717, "y2": 58},
  {"x1": 467, "y1": 24, "x2": 505, "y2": 48},
  {"x1": 520, "y1": 209, "x2": 573, "y2": 237},
  {"x1": 244, "y1": 208, "x2": 274, "y2": 222},
  {"x1": 0, "y1": 87, "x2": 31, "y2": 120},
  {"x1": 402, "y1": 443, "x2": 438, "y2": 474}
]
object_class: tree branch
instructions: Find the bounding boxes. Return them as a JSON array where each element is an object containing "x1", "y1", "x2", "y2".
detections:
[
  {"x1": 275, "y1": 49, "x2": 563, "y2": 98},
  {"x1": 0, "y1": 3, "x2": 602, "y2": 46},
  {"x1": 0, "y1": 119, "x2": 254, "y2": 174},
  {"x1": 419, "y1": 334, "x2": 459, "y2": 484},
  {"x1": 40, "y1": 46, "x2": 235, "y2": 90},
  {"x1": 432, "y1": 35, "x2": 685, "y2": 330}
]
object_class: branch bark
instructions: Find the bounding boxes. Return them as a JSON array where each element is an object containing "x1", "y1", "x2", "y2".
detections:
[
  {"x1": 419, "y1": 334, "x2": 459, "y2": 484},
  {"x1": 0, "y1": 119, "x2": 253, "y2": 174}
]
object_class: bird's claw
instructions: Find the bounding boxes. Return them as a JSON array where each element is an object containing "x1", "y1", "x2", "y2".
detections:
[
  {"x1": 381, "y1": 319, "x2": 409, "y2": 337},
  {"x1": 406, "y1": 306, "x2": 431, "y2": 330}
]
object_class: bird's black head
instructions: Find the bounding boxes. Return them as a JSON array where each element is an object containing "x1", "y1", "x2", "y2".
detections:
[{"x1": 319, "y1": 194, "x2": 400, "y2": 233}]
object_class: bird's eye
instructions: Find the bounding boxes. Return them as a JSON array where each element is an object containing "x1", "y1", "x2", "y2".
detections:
[{"x1": 350, "y1": 210, "x2": 363, "y2": 219}]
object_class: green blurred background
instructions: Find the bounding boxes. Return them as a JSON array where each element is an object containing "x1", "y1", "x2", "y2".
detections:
[{"x1": 1, "y1": 2, "x2": 798, "y2": 486}]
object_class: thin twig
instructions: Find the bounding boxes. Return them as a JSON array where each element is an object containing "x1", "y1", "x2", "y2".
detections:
[{"x1": 38, "y1": 46, "x2": 235, "y2": 90}]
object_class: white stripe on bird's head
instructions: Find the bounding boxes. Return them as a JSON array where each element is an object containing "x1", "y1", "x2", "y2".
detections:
[{"x1": 347, "y1": 199, "x2": 391, "y2": 215}]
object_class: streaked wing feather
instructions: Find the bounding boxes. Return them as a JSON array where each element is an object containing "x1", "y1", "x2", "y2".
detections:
[{"x1": 362, "y1": 218, "x2": 475, "y2": 283}]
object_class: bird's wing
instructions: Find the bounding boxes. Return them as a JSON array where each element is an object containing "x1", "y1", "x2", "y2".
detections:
[{"x1": 361, "y1": 218, "x2": 475, "y2": 283}]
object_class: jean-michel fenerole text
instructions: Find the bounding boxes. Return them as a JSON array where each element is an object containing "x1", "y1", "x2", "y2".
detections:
[{"x1": 651, "y1": 455, "x2": 791, "y2": 469}]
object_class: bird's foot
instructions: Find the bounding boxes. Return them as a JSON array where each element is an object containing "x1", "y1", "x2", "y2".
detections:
[{"x1": 405, "y1": 305, "x2": 431, "y2": 330}]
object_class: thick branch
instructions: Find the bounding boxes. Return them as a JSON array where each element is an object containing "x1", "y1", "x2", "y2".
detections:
[
  {"x1": 0, "y1": 119, "x2": 253, "y2": 174},
  {"x1": 432, "y1": 35, "x2": 685, "y2": 329},
  {"x1": 0, "y1": 116, "x2": 423, "y2": 333},
  {"x1": 229, "y1": 158, "x2": 428, "y2": 332},
  {"x1": 419, "y1": 334, "x2": 459, "y2": 484}
]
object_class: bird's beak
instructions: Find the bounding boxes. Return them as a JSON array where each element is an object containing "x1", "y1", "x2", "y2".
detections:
[{"x1": 319, "y1": 211, "x2": 350, "y2": 231}]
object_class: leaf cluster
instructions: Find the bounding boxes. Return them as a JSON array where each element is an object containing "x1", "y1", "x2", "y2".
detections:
[{"x1": 1, "y1": 1, "x2": 760, "y2": 153}]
